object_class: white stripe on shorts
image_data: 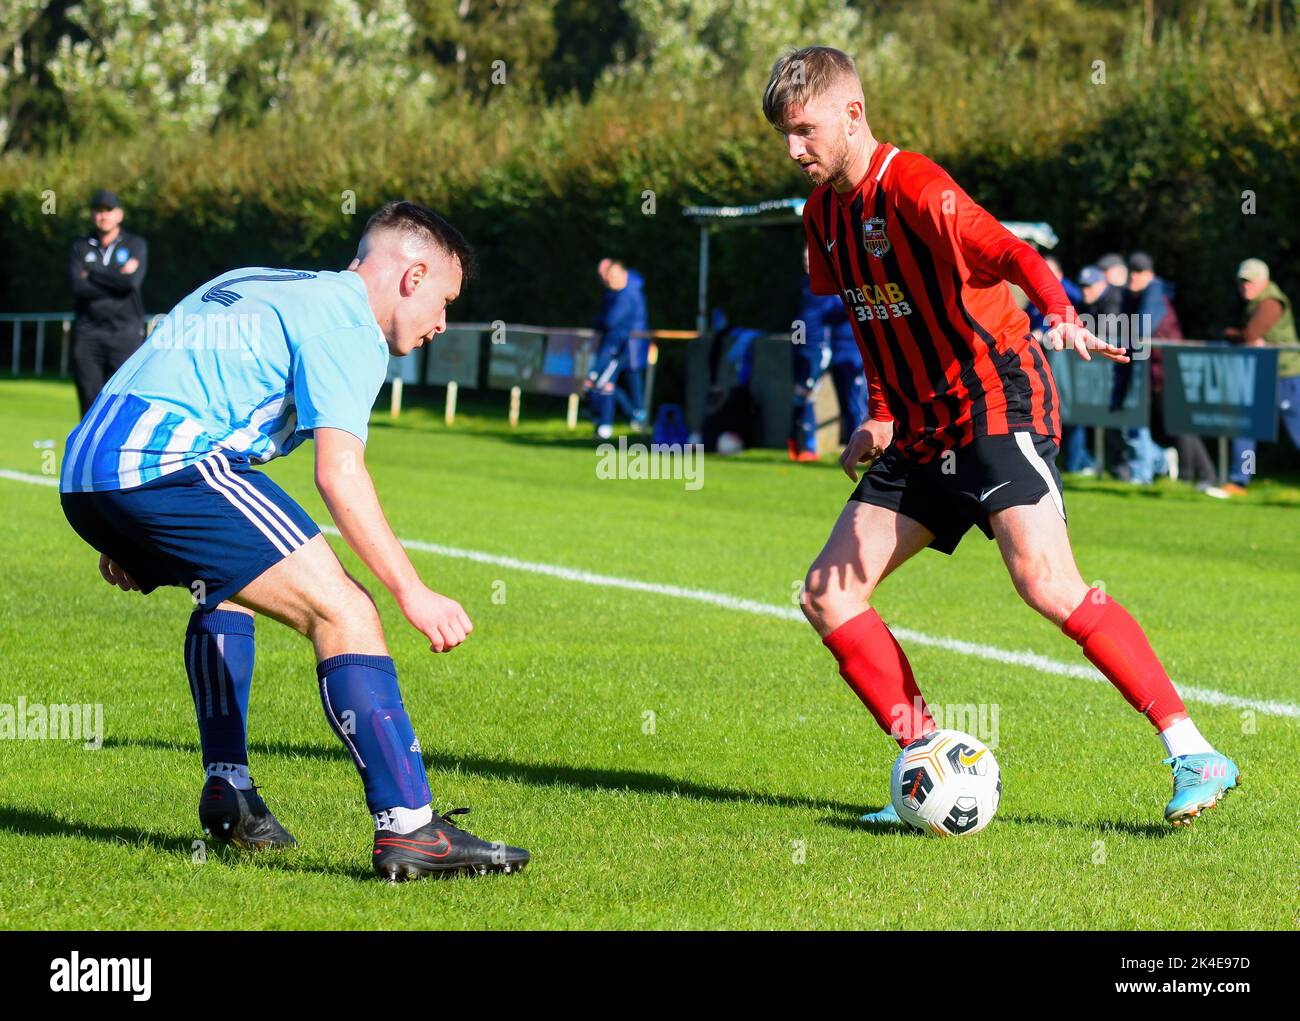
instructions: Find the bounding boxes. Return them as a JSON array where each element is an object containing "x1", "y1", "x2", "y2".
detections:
[
  {"x1": 1014, "y1": 431, "x2": 1066, "y2": 521},
  {"x1": 194, "y1": 456, "x2": 292, "y2": 557},
  {"x1": 210, "y1": 452, "x2": 309, "y2": 548}
]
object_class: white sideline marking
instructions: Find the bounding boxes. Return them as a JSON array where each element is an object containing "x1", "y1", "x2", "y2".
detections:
[
  {"x1": 1, "y1": 468, "x2": 58, "y2": 487},
  {"x1": 316, "y1": 526, "x2": 1300, "y2": 721},
  {"x1": 5, "y1": 467, "x2": 1296, "y2": 718}
]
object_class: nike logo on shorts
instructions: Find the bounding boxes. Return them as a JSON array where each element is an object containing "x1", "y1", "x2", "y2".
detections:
[{"x1": 978, "y1": 481, "x2": 1012, "y2": 502}]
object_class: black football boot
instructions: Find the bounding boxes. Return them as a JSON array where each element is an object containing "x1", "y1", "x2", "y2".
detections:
[
  {"x1": 373, "y1": 807, "x2": 529, "y2": 881},
  {"x1": 199, "y1": 775, "x2": 298, "y2": 851}
]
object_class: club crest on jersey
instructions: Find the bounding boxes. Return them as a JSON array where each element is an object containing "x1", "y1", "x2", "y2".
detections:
[{"x1": 862, "y1": 216, "x2": 890, "y2": 259}]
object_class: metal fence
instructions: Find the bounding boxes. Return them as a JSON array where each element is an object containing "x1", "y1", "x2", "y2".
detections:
[
  {"x1": 0, "y1": 314, "x2": 75, "y2": 377},
  {"x1": 5, "y1": 313, "x2": 1296, "y2": 482}
]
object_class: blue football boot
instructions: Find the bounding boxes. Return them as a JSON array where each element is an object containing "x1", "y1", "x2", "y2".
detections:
[
  {"x1": 860, "y1": 801, "x2": 905, "y2": 826},
  {"x1": 1164, "y1": 752, "x2": 1240, "y2": 827}
]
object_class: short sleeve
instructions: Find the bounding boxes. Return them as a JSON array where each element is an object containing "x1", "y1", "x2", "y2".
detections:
[{"x1": 291, "y1": 327, "x2": 389, "y2": 445}]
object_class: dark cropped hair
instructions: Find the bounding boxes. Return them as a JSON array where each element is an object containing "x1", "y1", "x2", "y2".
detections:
[{"x1": 363, "y1": 200, "x2": 477, "y2": 282}]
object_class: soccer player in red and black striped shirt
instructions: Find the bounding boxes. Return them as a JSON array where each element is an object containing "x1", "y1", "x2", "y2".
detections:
[{"x1": 763, "y1": 46, "x2": 1239, "y2": 827}]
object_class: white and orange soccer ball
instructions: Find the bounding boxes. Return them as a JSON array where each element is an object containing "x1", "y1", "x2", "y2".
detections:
[{"x1": 890, "y1": 729, "x2": 1001, "y2": 836}]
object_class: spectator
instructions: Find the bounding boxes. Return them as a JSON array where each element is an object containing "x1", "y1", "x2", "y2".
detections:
[
  {"x1": 1114, "y1": 252, "x2": 1176, "y2": 484},
  {"x1": 616, "y1": 265, "x2": 650, "y2": 432},
  {"x1": 1090, "y1": 254, "x2": 1128, "y2": 477},
  {"x1": 1134, "y1": 265, "x2": 1225, "y2": 498},
  {"x1": 790, "y1": 245, "x2": 867, "y2": 461},
  {"x1": 585, "y1": 257, "x2": 646, "y2": 439},
  {"x1": 1033, "y1": 256, "x2": 1092, "y2": 474},
  {"x1": 68, "y1": 189, "x2": 148, "y2": 415},
  {"x1": 1222, "y1": 258, "x2": 1299, "y2": 494}
]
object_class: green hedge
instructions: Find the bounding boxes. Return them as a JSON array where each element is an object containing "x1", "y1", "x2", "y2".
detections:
[{"x1": 3, "y1": 33, "x2": 1297, "y2": 346}]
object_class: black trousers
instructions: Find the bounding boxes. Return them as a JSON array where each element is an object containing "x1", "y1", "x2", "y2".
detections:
[{"x1": 73, "y1": 329, "x2": 143, "y2": 416}]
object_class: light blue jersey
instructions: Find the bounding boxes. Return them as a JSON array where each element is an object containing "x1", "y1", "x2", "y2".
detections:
[{"x1": 61, "y1": 268, "x2": 390, "y2": 493}]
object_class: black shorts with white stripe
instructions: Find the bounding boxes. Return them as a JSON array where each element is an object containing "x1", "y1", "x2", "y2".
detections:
[
  {"x1": 848, "y1": 431, "x2": 1066, "y2": 555},
  {"x1": 61, "y1": 451, "x2": 320, "y2": 609}
]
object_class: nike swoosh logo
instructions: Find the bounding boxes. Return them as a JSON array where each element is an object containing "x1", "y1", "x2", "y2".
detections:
[
  {"x1": 375, "y1": 831, "x2": 453, "y2": 858},
  {"x1": 978, "y1": 481, "x2": 1012, "y2": 502},
  {"x1": 959, "y1": 748, "x2": 986, "y2": 767},
  {"x1": 826, "y1": 239, "x2": 835, "y2": 251}
]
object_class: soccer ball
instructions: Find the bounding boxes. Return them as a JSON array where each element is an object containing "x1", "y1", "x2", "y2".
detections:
[
  {"x1": 715, "y1": 430, "x2": 745, "y2": 455},
  {"x1": 890, "y1": 729, "x2": 1001, "y2": 836}
]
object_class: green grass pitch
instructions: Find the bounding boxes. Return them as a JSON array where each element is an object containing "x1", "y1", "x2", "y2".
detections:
[{"x1": 0, "y1": 378, "x2": 1295, "y2": 930}]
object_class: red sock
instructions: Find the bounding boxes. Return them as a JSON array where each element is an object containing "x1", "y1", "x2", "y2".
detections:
[
  {"x1": 822, "y1": 609, "x2": 935, "y2": 747},
  {"x1": 1061, "y1": 589, "x2": 1186, "y2": 729}
]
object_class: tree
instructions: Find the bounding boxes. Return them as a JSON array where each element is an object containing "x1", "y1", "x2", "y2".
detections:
[{"x1": 46, "y1": 0, "x2": 268, "y2": 137}]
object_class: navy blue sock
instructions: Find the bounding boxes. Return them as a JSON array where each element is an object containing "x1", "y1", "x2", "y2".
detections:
[
  {"x1": 317, "y1": 654, "x2": 431, "y2": 813},
  {"x1": 185, "y1": 610, "x2": 255, "y2": 768},
  {"x1": 596, "y1": 389, "x2": 616, "y2": 428}
]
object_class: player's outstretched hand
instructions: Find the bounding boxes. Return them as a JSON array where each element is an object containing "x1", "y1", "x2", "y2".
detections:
[
  {"x1": 398, "y1": 584, "x2": 474, "y2": 653},
  {"x1": 841, "y1": 419, "x2": 894, "y2": 482},
  {"x1": 1044, "y1": 320, "x2": 1130, "y2": 363},
  {"x1": 98, "y1": 553, "x2": 140, "y2": 592}
]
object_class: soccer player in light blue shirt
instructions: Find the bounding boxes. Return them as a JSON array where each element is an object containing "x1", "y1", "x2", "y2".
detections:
[{"x1": 60, "y1": 201, "x2": 530, "y2": 879}]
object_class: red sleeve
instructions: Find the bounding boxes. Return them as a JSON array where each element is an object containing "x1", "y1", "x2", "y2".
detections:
[
  {"x1": 894, "y1": 156, "x2": 1079, "y2": 326},
  {"x1": 867, "y1": 374, "x2": 891, "y2": 423},
  {"x1": 802, "y1": 193, "x2": 840, "y2": 296}
]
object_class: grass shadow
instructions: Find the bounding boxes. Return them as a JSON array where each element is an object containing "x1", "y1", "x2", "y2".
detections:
[
  {"x1": 817, "y1": 812, "x2": 924, "y2": 836},
  {"x1": 101, "y1": 734, "x2": 871, "y2": 817},
  {"x1": 999, "y1": 811, "x2": 1171, "y2": 839},
  {"x1": 817, "y1": 809, "x2": 1170, "y2": 839},
  {"x1": 0, "y1": 805, "x2": 197, "y2": 856},
  {"x1": 0, "y1": 804, "x2": 373, "y2": 880}
]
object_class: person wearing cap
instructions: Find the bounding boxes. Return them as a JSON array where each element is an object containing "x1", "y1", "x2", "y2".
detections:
[
  {"x1": 1113, "y1": 251, "x2": 1177, "y2": 484},
  {"x1": 1222, "y1": 258, "x2": 1299, "y2": 493},
  {"x1": 1086, "y1": 255, "x2": 1126, "y2": 478},
  {"x1": 68, "y1": 189, "x2": 149, "y2": 415},
  {"x1": 1120, "y1": 256, "x2": 1223, "y2": 496}
]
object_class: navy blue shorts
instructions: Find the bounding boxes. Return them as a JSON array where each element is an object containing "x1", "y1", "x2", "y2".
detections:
[{"x1": 61, "y1": 451, "x2": 320, "y2": 609}]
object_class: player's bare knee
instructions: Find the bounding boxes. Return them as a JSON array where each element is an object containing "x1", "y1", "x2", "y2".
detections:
[
  {"x1": 802, "y1": 563, "x2": 872, "y2": 631},
  {"x1": 308, "y1": 580, "x2": 382, "y2": 644},
  {"x1": 1014, "y1": 570, "x2": 1079, "y2": 625}
]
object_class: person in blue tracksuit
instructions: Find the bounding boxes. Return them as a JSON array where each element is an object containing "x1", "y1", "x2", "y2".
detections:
[
  {"x1": 615, "y1": 268, "x2": 650, "y2": 430},
  {"x1": 586, "y1": 258, "x2": 648, "y2": 438},
  {"x1": 791, "y1": 246, "x2": 867, "y2": 459}
]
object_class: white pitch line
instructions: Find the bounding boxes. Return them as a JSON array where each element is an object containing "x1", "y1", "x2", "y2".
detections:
[
  {"x1": 1, "y1": 468, "x2": 58, "y2": 487},
  {"x1": 5, "y1": 467, "x2": 1295, "y2": 718},
  {"x1": 314, "y1": 527, "x2": 1300, "y2": 721}
]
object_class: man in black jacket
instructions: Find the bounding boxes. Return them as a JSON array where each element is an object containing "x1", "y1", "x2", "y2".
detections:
[{"x1": 68, "y1": 189, "x2": 148, "y2": 414}]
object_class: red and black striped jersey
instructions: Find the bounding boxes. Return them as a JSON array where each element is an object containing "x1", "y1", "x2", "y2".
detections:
[{"x1": 803, "y1": 141, "x2": 1076, "y2": 461}]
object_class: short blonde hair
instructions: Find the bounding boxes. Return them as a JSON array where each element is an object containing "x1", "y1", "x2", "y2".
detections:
[{"x1": 762, "y1": 46, "x2": 859, "y2": 128}]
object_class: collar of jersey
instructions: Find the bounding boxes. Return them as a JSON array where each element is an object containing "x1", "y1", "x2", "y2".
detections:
[{"x1": 834, "y1": 141, "x2": 895, "y2": 204}]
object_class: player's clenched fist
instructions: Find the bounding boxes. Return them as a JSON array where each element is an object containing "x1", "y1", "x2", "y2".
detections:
[
  {"x1": 98, "y1": 553, "x2": 140, "y2": 592},
  {"x1": 398, "y1": 584, "x2": 474, "y2": 653},
  {"x1": 841, "y1": 418, "x2": 894, "y2": 481}
]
